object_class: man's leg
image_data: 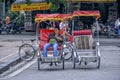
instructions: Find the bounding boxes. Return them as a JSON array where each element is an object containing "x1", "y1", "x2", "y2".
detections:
[
  {"x1": 53, "y1": 43, "x2": 58, "y2": 57},
  {"x1": 43, "y1": 43, "x2": 51, "y2": 57}
]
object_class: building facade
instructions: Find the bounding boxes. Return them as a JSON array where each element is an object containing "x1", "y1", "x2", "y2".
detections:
[{"x1": 66, "y1": 0, "x2": 118, "y2": 23}]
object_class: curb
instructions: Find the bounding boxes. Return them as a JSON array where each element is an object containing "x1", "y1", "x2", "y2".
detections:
[{"x1": 0, "y1": 55, "x2": 22, "y2": 74}]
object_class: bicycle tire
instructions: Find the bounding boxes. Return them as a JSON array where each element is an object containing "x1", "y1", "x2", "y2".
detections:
[
  {"x1": 19, "y1": 43, "x2": 35, "y2": 62},
  {"x1": 64, "y1": 44, "x2": 73, "y2": 60}
]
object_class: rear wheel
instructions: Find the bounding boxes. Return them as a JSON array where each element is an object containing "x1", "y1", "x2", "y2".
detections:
[
  {"x1": 73, "y1": 57, "x2": 76, "y2": 69},
  {"x1": 61, "y1": 52, "x2": 65, "y2": 69},
  {"x1": 62, "y1": 57, "x2": 65, "y2": 69},
  {"x1": 37, "y1": 57, "x2": 40, "y2": 70},
  {"x1": 19, "y1": 44, "x2": 35, "y2": 62},
  {"x1": 96, "y1": 56, "x2": 100, "y2": 69}
]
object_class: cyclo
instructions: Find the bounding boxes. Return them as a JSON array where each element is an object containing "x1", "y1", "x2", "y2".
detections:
[
  {"x1": 71, "y1": 10, "x2": 101, "y2": 69},
  {"x1": 19, "y1": 13, "x2": 73, "y2": 70}
]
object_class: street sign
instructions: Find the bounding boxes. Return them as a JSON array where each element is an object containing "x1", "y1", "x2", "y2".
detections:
[{"x1": 11, "y1": 2, "x2": 52, "y2": 12}]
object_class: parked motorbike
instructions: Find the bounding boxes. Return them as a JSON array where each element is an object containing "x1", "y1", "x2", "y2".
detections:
[
  {"x1": 0, "y1": 21, "x2": 21, "y2": 34},
  {"x1": 107, "y1": 26, "x2": 120, "y2": 38},
  {"x1": 10, "y1": 21, "x2": 21, "y2": 34}
]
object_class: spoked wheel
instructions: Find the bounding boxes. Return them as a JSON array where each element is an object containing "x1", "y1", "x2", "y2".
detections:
[
  {"x1": 107, "y1": 31, "x2": 115, "y2": 38},
  {"x1": 0, "y1": 30, "x2": 2, "y2": 34},
  {"x1": 62, "y1": 52, "x2": 65, "y2": 69},
  {"x1": 96, "y1": 56, "x2": 100, "y2": 69},
  {"x1": 62, "y1": 57, "x2": 65, "y2": 69},
  {"x1": 64, "y1": 45, "x2": 73, "y2": 60},
  {"x1": 73, "y1": 57, "x2": 76, "y2": 69},
  {"x1": 37, "y1": 57, "x2": 41, "y2": 70},
  {"x1": 19, "y1": 43, "x2": 35, "y2": 62}
]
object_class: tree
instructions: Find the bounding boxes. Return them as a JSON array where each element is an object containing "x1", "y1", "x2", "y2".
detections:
[{"x1": 46, "y1": 0, "x2": 66, "y2": 12}]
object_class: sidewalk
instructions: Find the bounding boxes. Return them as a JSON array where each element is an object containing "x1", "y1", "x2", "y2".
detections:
[
  {"x1": 0, "y1": 32, "x2": 36, "y2": 74},
  {"x1": 0, "y1": 40, "x2": 22, "y2": 74}
]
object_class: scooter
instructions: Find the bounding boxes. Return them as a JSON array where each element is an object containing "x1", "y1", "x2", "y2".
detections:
[{"x1": 107, "y1": 26, "x2": 120, "y2": 38}]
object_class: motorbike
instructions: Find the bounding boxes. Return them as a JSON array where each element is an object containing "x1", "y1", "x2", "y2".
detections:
[
  {"x1": 10, "y1": 21, "x2": 21, "y2": 34},
  {"x1": 0, "y1": 21, "x2": 21, "y2": 34},
  {"x1": 107, "y1": 26, "x2": 120, "y2": 38}
]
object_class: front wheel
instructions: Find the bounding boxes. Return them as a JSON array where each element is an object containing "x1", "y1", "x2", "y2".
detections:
[
  {"x1": 19, "y1": 43, "x2": 35, "y2": 62},
  {"x1": 0, "y1": 30, "x2": 2, "y2": 34},
  {"x1": 64, "y1": 44, "x2": 73, "y2": 60},
  {"x1": 37, "y1": 57, "x2": 40, "y2": 70},
  {"x1": 73, "y1": 57, "x2": 76, "y2": 69},
  {"x1": 62, "y1": 57, "x2": 65, "y2": 69},
  {"x1": 107, "y1": 31, "x2": 115, "y2": 38}
]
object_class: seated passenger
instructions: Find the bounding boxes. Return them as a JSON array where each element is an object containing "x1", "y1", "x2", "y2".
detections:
[{"x1": 43, "y1": 27, "x2": 63, "y2": 57}]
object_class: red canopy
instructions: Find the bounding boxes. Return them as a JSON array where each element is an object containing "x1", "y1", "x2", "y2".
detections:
[
  {"x1": 72, "y1": 10, "x2": 100, "y2": 19},
  {"x1": 35, "y1": 13, "x2": 72, "y2": 22}
]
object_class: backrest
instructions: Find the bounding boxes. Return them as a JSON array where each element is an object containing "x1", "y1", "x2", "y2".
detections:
[
  {"x1": 40, "y1": 29, "x2": 54, "y2": 41},
  {"x1": 72, "y1": 30, "x2": 93, "y2": 49}
]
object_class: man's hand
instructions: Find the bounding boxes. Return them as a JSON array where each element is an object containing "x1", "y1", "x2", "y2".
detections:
[{"x1": 55, "y1": 36, "x2": 63, "y2": 41}]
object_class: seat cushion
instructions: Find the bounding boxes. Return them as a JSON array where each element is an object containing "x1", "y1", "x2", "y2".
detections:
[
  {"x1": 72, "y1": 30, "x2": 92, "y2": 35},
  {"x1": 74, "y1": 35, "x2": 93, "y2": 49}
]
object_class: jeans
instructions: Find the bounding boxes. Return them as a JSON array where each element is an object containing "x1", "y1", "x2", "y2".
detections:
[{"x1": 43, "y1": 43, "x2": 58, "y2": 57}]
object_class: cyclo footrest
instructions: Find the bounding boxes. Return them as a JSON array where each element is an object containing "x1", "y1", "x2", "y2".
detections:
[{"x1": 41, "y1": 57, "x2": 61, "y2": 62}]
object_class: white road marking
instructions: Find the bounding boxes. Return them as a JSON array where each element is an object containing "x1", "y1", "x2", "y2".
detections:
[
  {"x1": 1, "y1": 59, "x2": 36, "y2": 80},
  {"x1": 0, "y1": 59, "x2": 50, "y2": 80},
  {"x1": 0, "y1": 53, "x2": 17, "y2": 62}
]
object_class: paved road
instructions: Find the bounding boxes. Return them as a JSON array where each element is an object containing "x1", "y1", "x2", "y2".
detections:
[
  {"x1": 1, "y1": 46, "x2": 120, "y2": 80},
  {"x1": 0, "y1": 34, "x2": 120, "y2": 80}
]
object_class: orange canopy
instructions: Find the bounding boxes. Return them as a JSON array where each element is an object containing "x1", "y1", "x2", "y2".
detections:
[
  {"x1": 72, "y1": 10, "x2": 101, "y2": 19},
  {"x1": 35, "y1": 13, "x2": 72, "y2": 22}
]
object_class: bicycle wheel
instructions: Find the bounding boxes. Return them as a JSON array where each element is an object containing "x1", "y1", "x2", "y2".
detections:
[
  {"x1": 19, "y1": 43, "x2": 35, "y2": 62},
  {"x1": 64, "y1": 44, "x2": 73, "y2": 60}
]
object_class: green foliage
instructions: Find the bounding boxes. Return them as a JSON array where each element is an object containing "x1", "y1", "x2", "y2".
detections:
[
  {"x1": 26, "y1": 0, "x2": 31, "y2": 4},
  {"x1": 15, "y1": 14, "x2": 24, "y2": 27},
  {"x1": 46, "y1": 0, "x2": 66, "y2": 11},
  {"x1": 0, "y1": 0, "x2": 4, "y2": 2},
  {"x1": 7, "y1": 10, "x2": 24, "y2": 27}
]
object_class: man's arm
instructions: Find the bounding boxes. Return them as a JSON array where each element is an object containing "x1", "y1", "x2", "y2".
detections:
[{"x1": 55, "y1": 35, "x2": 63, "y2": 41}]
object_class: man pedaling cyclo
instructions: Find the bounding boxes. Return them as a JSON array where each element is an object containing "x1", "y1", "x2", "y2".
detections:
[{"x1": 59, "y1": 18, "x2": 71, "y2": 41}]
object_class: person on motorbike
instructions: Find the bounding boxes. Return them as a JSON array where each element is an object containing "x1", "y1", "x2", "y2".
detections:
[
  {"x1": 43, "y1": 27, "x2": 63, "y2": 57},
  {"x1": 115, "y1": 18, "x2": 120, "y2": 34}
]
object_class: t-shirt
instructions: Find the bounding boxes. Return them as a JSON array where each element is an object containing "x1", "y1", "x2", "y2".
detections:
[
  {"x1": 59, "y1": 22, "x2": 68, "y2": 30},
  {"x1": 48, "y1": 33, "x2": 63, "y2": 44}
]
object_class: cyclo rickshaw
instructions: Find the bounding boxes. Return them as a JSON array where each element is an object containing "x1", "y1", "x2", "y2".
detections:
[
  {"x1": 71, "y1": 10, "x2": 101, "y2": 69},
  {"x1": 19, "y1": 13, "x2": 73, "y2": 70},
  {"x1": 36, "y1": 14, "x2": 73, "y2": 70}
]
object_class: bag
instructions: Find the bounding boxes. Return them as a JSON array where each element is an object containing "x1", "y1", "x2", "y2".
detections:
[{"x1": 49, "y1": 38, "x2": 56, "y2": 44}]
